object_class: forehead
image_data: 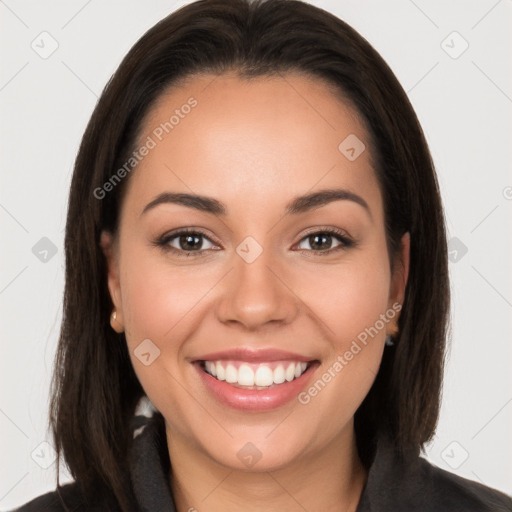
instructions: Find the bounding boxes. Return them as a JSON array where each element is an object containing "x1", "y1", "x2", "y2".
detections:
[{"x1": 121, "y1": 72, "x2": 382, "y2": 221}]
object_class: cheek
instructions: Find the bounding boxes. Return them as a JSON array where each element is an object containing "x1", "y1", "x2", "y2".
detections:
[
  {"x1": 297, "y1": 250, "x2": 392, "y2": 345},
  {"x1": 117, "y1": 247, "x2": 211, "y2": 416},
  {"x1": 295, "y1": 255, "x2": 391, "y2": 437},
  {"x1": 293, "y1": 247, "x2": 390, "y2": 405},
  {"x1": 334, "y1": 266, "x2": 390, "y2": 342},
  {"x1": 119, "y1": 248, "x2": 214, "y2": 344}
]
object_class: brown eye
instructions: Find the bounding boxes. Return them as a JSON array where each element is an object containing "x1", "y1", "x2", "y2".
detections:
[
  {"x1": 173, "y1": 232, "x2": 207, "y2": 251},
  {"x1": 155, "y1": 229, "x2": 220, "y2": 257},
  {"x1": 296, "y1": 229, "x2": 354, "y2": 255}
]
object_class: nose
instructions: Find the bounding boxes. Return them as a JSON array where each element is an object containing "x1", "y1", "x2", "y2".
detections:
[{"x1": 215, "y1": 244, "x2": 300, "y2": 331}]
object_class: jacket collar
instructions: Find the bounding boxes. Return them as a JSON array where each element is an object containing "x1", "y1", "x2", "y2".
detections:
[
  {"x1": 129, "y1": 412, "x2": 176, "y2": 511},
  {"x1": 355, "y1": 432, "x2": 423, "y2": 511}
]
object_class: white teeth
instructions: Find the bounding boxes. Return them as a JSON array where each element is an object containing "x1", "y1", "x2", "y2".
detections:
[
  {"x1": 238, "y1": 364, "x2": 254, "y2": 386},
  {"x1": 225, "y1": 364, "x2": 237, "y2": 383},
  {"x1": 205, "y1": 361, "x2": 216, "y2": 376},
  {"x1": 254, "y1": 366, "x2": 274, "y2": 386},
  {"x1": 273, "y1": 365, "x2": 285, "y2": 384},
  {"x1": 285, "y1": 363, "x2": 295, "y2": 382},
  {"x1": 216, "y1": 362, "x2": 225, "y2": 381},
  {"x1": 203, "y1": 360, "x2": 310, "y2": 387}
]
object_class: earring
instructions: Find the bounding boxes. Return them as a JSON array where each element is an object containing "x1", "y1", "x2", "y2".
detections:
[
  {"x1": 110, "y1": 309, "x2": 123, "y2": 333},
  {"x1": 385, "y1": 335, "x2": 395, "y2": 346}
]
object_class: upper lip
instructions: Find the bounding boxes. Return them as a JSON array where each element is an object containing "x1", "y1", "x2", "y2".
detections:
[{"x1": 191, "y1": 348, "x2": 315, "y2": 363}]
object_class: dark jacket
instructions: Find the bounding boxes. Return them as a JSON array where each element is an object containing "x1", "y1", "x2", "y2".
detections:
[{"x1": 9, "y1": 411, "x2": 512, "y2": 512}]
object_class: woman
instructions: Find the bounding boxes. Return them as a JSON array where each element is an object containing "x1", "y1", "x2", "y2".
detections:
[{"x1": 12, "y1": 0, "x2": 512, "y2": 511}]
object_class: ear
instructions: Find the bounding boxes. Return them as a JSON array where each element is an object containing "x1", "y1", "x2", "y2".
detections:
[
  {"x1": 386, "y1": 231, "x2": 410, "y2": 337},
  {"x1": 100, "y1": 230, "x2": 125, "y2": 333}
]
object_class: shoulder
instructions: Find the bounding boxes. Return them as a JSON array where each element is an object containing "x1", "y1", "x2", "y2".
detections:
[
  {"x1": 7, "y1": 481, "x2": 115, "y2": 512},
  {"x1": 415, "y1": 457, "x2": 512, "y2": 512},
  {"x1": 361, "y1": 435, "x2": 512, "y2": 512},
  {"x1": 7, "y1": 482, "x2": 81, "y2": 512},
  {"x1": 8, "y1": 403, "x2": 159, "y2": 512}
]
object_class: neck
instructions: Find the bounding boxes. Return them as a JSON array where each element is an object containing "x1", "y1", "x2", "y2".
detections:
[{"x1": 167, "y1": 422, "x2": 367, "y2": 512}]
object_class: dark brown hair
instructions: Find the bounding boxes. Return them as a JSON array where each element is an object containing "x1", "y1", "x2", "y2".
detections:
[{"x1": 50, "y1": 0, "x2": 450, "y2": 509}]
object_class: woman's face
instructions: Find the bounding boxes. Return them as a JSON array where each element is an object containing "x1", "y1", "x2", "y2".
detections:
[{"x1": 101, "y1": 72, "x2": 409, "y2": 471}]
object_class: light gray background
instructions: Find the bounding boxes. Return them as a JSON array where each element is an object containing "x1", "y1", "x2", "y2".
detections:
[{"x1": 1, "y1": 0, "x2": 511, "y2": 508}]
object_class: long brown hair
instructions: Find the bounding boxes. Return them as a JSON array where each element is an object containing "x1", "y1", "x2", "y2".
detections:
[{"x1": 50, "y1": 0, "x2": 450, "y2": 509}]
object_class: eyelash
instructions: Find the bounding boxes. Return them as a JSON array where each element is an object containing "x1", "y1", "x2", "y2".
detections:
[{"x1": 152, "y1": 227, "x2": 355, "y2": 258}]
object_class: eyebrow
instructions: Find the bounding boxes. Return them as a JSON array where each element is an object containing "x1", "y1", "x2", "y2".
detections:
[{"x1": 140, "y1": 188, "x2": 372, "y2": 220}]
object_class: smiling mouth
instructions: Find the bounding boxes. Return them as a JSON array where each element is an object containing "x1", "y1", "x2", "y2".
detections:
[{"x1": 198, "y1": 359, "x2": 314, "y2": 389}]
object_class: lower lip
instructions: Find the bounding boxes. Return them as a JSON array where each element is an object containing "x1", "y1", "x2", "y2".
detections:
[{"x1": 195, "y1": 361, "x2": 319, "y2": 411}]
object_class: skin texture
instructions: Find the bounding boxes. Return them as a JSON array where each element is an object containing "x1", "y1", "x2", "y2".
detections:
[{"x1": 101, "y1": 72, "x2": 410, "y2": 512}]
